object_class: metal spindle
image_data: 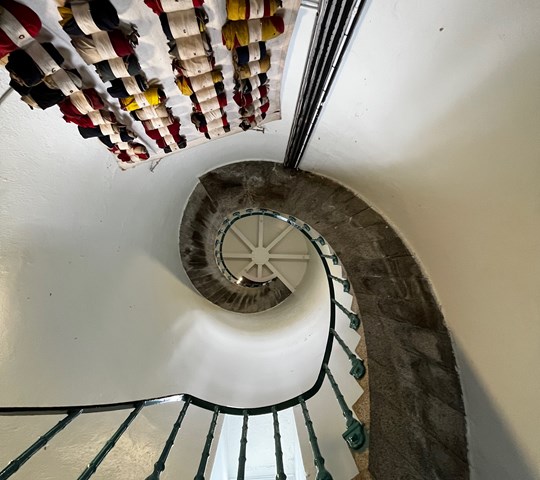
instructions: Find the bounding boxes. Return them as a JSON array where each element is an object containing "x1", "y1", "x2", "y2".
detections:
[
  {"x1": 299, "y1": 397, "x2": 333, "y2": 480},
  {"x1": 0, "y1": 409, "x2": 82, "y2": 479},
  {"x1": 146, "y1": 397, "x2": 191, "y2": 480},
  {"x1": 237, "y1": 410, "x2": 249, "y2": 480},
  {"x1": 330, "y1": 328, "x2": 366, "y2": 379},
  {"x1": 321, "y1": 254, "x2": 339, "y2": 265},
  {"x1": 78, "y1": 402, "x2": 144, "y2": 480},
  {"x1": 328, "y1": 274, "x2": 350, "y2": 292},
  {"x1": 323, "y1": 364, "x2": 366, "y2": 450},
  {"x1": 194, "y1": 406, "x2": 220, "y2": 480},
  {"x1": 272, "y1": 407, "x2": 287, "y2": 480},
  {"x1": 311, "y1": 236, "x2": 325, "y2": 245},
  {"x1": 331, "y1": 299, "x2": 361, "y2": 330}
]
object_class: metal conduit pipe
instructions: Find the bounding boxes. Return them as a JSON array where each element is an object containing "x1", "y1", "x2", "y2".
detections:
[
  {"x1": 301, "y1": 0, "x2": 319, "y2": 10},
  {"x1": 285, "y1": 0, "x2": 361, "y2": 167},
  {"x1": 284, "y1": 0, "x2": 369, "y2": 170}
]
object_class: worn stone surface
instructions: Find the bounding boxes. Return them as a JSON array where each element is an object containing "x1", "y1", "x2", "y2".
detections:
[
  {"x1": 179, "y1": 161, "x2": 469, "y2": 479},
  {"x1": 179, "y1": 182, "x2": 292, "y2": 313}
]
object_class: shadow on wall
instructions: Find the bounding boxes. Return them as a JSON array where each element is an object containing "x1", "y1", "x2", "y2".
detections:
[
  {"x1": 0, "y1": 227, "x2": 204, "y2": 405},
  {"x1": 372, "y1": 44, "x2": 540, "y2": 480},
  {"x1": 453, "y1": 343, "x2": 538, "y2": 480}
]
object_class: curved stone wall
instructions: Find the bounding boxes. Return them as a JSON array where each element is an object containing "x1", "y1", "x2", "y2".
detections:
[
  {"x1": 180, "y1": 160, "x2": 469, "y2": 479},
  {"x1": 180, "y1": 180, "x2": 292, "y2": 313}
]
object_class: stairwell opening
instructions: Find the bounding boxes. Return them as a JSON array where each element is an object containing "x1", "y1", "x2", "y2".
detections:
[
  {"x1": 216, "y1": 210, "x2": 310, "y2": 293},
  {"x1": 210, "y1": 409, "x2": 306, "y2": 480}
]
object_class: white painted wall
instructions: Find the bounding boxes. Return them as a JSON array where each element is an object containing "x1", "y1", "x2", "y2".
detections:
[
  {"x1": 302, "y1": 0, "x2": 540, "y2": 478},
  {"x1": 0, "y1": 5, "x2": 348, "y2": 477},
  {"x1": 1, "y1": 0, "x2": 539, "y2": 478},
  {"x1": 0, "y1": 5, "x2": 317, "y2": 408}
]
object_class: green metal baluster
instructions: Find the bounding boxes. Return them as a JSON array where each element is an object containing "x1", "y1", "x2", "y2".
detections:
[
  {"x1": 328, "y1": 274, "x2": 350, "y2": 293},
  {"x1": 78, "y1": 402, "x2": 144, "y2": 480},
  {"x1": 311, "y1": 236, "x2": 326, "y2": 245},
  {"x1": 330, "y1": 328, "x2": 366, "y2": 379},
  {"x1": 0, "y1": 409, "x2": 82, "y2": 479},
  {"x1": 323, "y1": 364, "x2": 366, "y2": 450},
  {"x1": 272, "y1": 407, "x2": 287, "y2": 480},
  {"x1": 237, "y1": 410, "x2": 249, "y2": 480},
  {"x1": 194, "y1": 406, "x2": 220, "y2": 480},
  {"x1": 298, "y1": 397, "x2": 333, "y2": 480},
  {"x1": 331, "y1": 299, "x2": 361, "y2": 330},
  {"x1": 145, "y1": 397, "x2": 191, "y2": 480},
  {"x1": 321, "y1": 254, "x2": 339, "y2": 265}
]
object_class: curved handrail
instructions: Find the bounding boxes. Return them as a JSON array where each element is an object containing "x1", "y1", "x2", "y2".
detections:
[
  {"x1": 0, "y1": 209, "x2": 367, "y2": 480},
  {"x1": 0, "y1": 209, "x2": 351, "y2": 417}
]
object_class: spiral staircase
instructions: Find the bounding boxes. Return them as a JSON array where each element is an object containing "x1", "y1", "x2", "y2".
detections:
[
  {"x1": 3, "y1": 0, "x2": 537, "y2": 477},
  {"x1": 0, "y1": 161, "x2": 469, "y2": 479},
  {"x1": 0, "y1": 207, "x2": 370, "y2": 480}
]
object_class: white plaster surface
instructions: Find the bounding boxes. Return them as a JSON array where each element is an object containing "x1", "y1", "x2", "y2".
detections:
[
  {"x1": 1, "y1": 5, "x2": 358, "y2": 476},
  {"x1": 0, "y1": 5, "x2": 316, "y2": 407},
  {"x1": 301, "y1": 0, "x2": 540, "y2": 478},
  {"x1": 2, "y1": 0, "x2": 539, "y2": 478}
]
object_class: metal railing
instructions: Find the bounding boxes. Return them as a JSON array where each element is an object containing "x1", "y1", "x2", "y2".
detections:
[{"x1": 0, "y1": 209, "x2": 366, "y2": 480}]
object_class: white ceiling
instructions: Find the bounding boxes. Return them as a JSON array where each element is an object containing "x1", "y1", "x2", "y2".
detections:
[{"x1": 1, "y1": 1, "x2": 539, "y2": 479}]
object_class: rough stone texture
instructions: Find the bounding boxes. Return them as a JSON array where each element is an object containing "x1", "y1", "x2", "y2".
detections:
[
  {"x1": 180, "y1": 182, "x2": 292, "y2": 313},
  {"x1": 179, "y1": 161, "x2": 469, "y2": 479},
  {"x1": 350, "y1": 292, "x2": 371, "y2": 480}
]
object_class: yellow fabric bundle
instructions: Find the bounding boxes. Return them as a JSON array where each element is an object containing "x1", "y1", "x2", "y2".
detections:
[
  {"x1": 120, "y1": 87, "x2": 162, "y2": 111},
  {"x1": 226, "y1": 0, "x2": 281, "y2": 21},
  {"x1": 222, "y1": 16, "x2": 284, "y2": 50},
  {"x1": 57, "y1": 7, "x2": 73, "y2": 27},
  {"x1": 176, "y1": 70, "x2": 224, "y2": 96},
  {"x1": 235, "y1": 55, "x2": 271, "y2": 79}
]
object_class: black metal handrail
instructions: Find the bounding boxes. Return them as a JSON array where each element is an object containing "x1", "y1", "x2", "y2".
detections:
[{"x1": 0, "y1": 209, "x2": 366, "y2": 480}]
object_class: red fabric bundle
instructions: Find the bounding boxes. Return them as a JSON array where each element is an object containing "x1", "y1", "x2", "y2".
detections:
[
  {"x1": 116, "y1": 150, "x2": 145, "y2": 162},
  {"x1": 233, "y1": 85, "x2": 268, "y2": 107},
  {"x1": 111, "y1": 143, "x2": 150, "y2": 162},
  {"x1": 193, "y1": 93, "x2": 227, "y2": 112},
  {"x1": 71, "y1": 30, "x2": 134, "y2": 64},
  {"x1": 144, "y1": 120, "x2": 181, "y2": 140},
  {"x1": 0, "y1": 0, "x2": 42, "y2": 57},
  {"x1": 144, "y1": 0, "x2": 205, "y2": 15},
  {"x1": 198, "y1": 118, "x2": 228, "y2": 133},
  {"x1": 156, "y1": 136, "x2": 179, "y2": 149},
  {"x1": 240, "y1": 112, "x2": 266, "y2": 130},
  {"x1": 58, "y1": 88, "x2": 104, "y2": 116},
  {"x1": 62, "y1": 110, "x2": 116, "y2": 128}
]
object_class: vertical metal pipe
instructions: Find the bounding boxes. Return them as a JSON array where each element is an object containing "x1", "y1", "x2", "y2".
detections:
[
  {"x1": 285, "y1": 0, "x2": 364, "y2": 168},
  {"x1": 323, "y1": 364, "x2": 366, "y2": 450},
  {"x1": 328, "y1": 274, "x2": 350, "y2": 293},
  {"x1": 331, "y1": 299, "x2": 361, "y2": 330},
  {"x1": 78, "y1": 402, "x2": 144, "y2": 480},
  {"x1": 194, "y1": 406, "x2": 220, "y2": 480},
  {"x1": 146, "y1": 397, "x2": 191, "y2": 480},
  {"x1": 272, "y1": 407, "x2": 287, "y2": 480},
  {"x1": 0, "y1": 409, "x2": 82, "y2": 479},
  {"x1": 298, "y1": 397, "x2": 333, "y2": 480},
  {"x1": 237, "y1": 410, "x2": 249, "y2": 480},
  {"x1": 330, "y1": 328, "x2": 366, "y2": 379}
]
